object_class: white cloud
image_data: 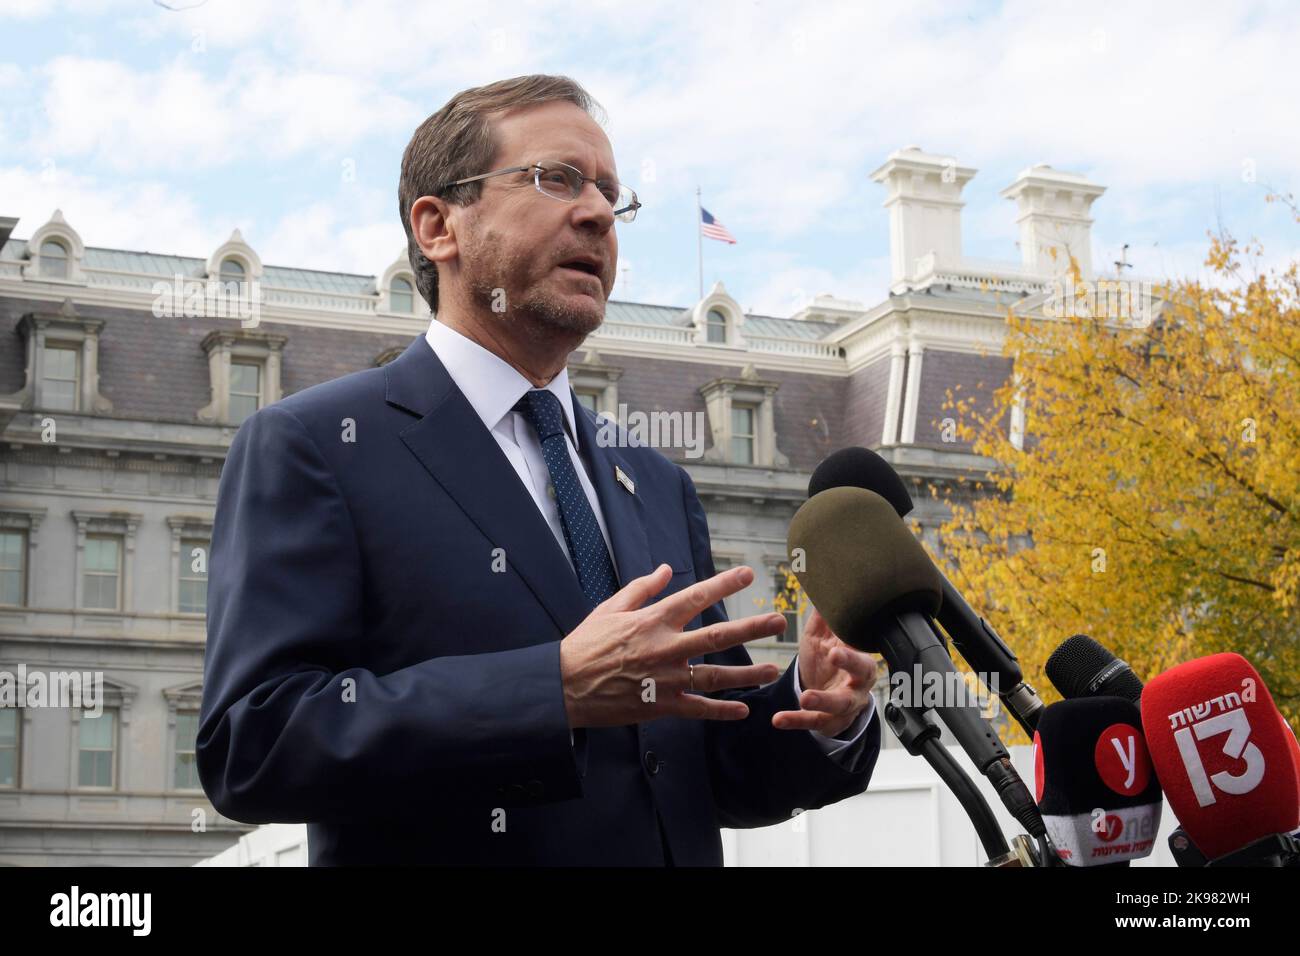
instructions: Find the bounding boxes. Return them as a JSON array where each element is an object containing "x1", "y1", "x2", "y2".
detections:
[
  {"x1": 256, "y1": 199, "x2": 404, "y2": 279},
  {"x1": 0, "y1": 164, "x2": 215, "y2": 255},
  {"x1": 33, "y1": 52, "x2": 421, "y2": 172}
]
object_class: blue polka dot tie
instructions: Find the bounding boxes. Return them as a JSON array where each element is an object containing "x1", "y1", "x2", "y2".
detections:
[{"x1": 513, "y1": 389, "x2": 619, "y2": 608}]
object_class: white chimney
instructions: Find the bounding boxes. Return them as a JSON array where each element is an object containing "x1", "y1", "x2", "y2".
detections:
[
  {"x1": 1000, "y1": 164, "x2": 1106, "y2": 278},
  {"x1": 870, "y1": 146, "x2": 976, "y2": 294}
]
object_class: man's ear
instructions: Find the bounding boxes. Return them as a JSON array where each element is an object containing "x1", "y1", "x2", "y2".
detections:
[{"x1": 410, "y1": 195, "x2": 460, "y2": 267}]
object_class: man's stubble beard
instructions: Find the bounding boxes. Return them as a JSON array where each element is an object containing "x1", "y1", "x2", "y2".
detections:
[{"x1": 464, "y1": 221, "x2": 606, "y2": 342}]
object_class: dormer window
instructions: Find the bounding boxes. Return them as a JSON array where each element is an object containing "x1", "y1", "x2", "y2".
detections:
[
  {"x1": 7, "y1": 300, "x2": 113, "y2": 415},
  {"x1": 197, "y1": 330, "x2": 286, "y2": 426},
  {"x1": 706, "y1": 308, "x2": 727, "y2": 343},
  {"x1": 40, "y1": 239, "x2": 69, "y2": 278},
  {"x1": 390, "y1": 276, "x2": 414, "y2": 313},
  {"x1": 219, "y1": 258, "x2": 246, "y2": 295},
  {"x1": 21, "y1": 211, "x2": 86, "y2": 284},
  {"x1": 699, "y1": 372, "x2": 789, "y2": 468}
]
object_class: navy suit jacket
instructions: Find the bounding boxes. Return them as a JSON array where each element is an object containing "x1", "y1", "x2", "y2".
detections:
[{"x1": 197, "y1": 333, "x2": 881, "y2": 865}]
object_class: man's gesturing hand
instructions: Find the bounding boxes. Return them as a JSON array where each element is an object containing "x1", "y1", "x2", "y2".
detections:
[
  {"x1": 774, "y1": 606, "x2": 878, "y2": 738},
  {"x1": 560, "y1": 564, "x2": 786, "y2": 729}
]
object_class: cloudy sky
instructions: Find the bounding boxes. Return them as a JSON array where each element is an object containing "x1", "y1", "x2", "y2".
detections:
[{"x1": 2, "y1": 0, "x2": 1297, "y2": 316}]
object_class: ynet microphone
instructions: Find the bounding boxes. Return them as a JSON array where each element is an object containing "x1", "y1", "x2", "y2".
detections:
[
  {"x1": 1047, "y1": 634, "x2": 1144, "y2": 703},
  {"x1": 808, "y1": 447, "x2": 1045, "y2": 734},
  {"x1": 788, "y1": 485, "x2": 1045, "y2": 840},
  {"x1": 1140, "y1": 652, "x2": 1300, "y2": 863},
  {"x1": 1033, "y1": 697, "x2": 1162, "y2": 866}
]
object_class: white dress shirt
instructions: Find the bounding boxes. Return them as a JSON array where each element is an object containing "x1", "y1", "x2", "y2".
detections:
[{"x1": 424, "y1": 318, "x2": 873, "y2": 763}]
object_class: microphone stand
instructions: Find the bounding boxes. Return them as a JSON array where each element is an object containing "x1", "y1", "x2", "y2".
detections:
[{"x1": 883, "y1": 700, "x2": 1011, "y2": 861}]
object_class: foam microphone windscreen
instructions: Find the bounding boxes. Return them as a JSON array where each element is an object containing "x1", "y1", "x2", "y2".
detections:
[
  {"x1": 786, "y1": 487, "x2": 941, "y2": 652},
  {"x1": 1140, "y1": 653, "x2": 1300, "y2": 861},
  {"x1": 1033, "y1": 697, "x2": 1162, "y2": 865},
  {"x1": 807, "y1": 447, "x2": 914, "y2": 517}
]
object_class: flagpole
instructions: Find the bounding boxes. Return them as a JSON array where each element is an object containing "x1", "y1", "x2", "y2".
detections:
[{"x1": 696, "y1": 185, "x2": 703, "y2": 299}]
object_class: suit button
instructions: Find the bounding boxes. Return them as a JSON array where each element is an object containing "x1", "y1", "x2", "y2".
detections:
[
  {"x1": 525, "y1": 779, "x2": 545, "y2": 798},
  {"x1": 643, "y1": 750, "x2": 661, "y2": 775}
]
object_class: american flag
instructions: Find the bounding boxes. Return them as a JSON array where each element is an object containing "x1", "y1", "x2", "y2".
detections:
[{"x1": 700, "y1": 207, "x2": 737, "y2": 244}]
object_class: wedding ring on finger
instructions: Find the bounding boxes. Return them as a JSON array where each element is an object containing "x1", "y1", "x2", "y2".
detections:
[{"x1": 688, "y1": 663, "x2": 695, "y2": 692}]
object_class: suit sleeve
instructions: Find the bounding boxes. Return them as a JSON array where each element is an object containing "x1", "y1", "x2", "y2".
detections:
[
  {"x1": 677, "y1": 466, "x2": 882, "y2": 829},
  {"x1": 198, "y1": 404, "x2": 582, "y2": 825}
]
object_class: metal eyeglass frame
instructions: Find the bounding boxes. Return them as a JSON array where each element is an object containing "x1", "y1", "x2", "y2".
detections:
[{"x1": 435, "y1": 160, "x2": 641, "y2": 222}]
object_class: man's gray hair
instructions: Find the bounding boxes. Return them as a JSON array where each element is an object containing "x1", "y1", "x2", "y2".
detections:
[{"x1": 397, "y1": 74, "x2": 606, "y2": 313}]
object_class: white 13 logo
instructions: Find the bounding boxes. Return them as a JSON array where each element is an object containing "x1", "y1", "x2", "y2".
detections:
[{"x1": 1173, "y1": 709, "x2": 1265, "y2": 808}]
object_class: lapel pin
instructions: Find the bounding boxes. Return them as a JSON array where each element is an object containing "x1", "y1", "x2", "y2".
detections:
[{"x1": 614, "y1": 465, "x2": 636, "y2": 495}]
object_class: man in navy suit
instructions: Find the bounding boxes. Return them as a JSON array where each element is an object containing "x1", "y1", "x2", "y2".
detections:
[{"x1": 198, "y1": 74, "x2": 882, "y2": 865}]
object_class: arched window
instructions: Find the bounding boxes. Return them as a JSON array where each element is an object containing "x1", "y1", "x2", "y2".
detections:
[
  {"x1": 219, "y1": 258, "x2": 245, "y2": 295},
  {"x1": 40, "y1": 239, "x2": 69, "y2": 279},
  {"x1": 706, "y1": 308, "x2": 727, "y2": 344},
  {"x1": 390, "y1": 276, "x2": 414, "y2": 313}
]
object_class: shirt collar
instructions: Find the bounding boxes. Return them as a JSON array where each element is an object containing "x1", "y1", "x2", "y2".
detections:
[{"x1": 424, "y1": 317, "x2": 579, "y2": 446}]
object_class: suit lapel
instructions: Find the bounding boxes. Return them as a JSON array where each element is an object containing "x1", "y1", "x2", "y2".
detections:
[{"x1": 385, "y1": 336, "x2": 591, "y2": 638}]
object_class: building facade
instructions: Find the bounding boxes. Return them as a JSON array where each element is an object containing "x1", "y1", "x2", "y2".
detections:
[{"x1": 0, "y1": 147, "x2": 1109, "y2": 865}]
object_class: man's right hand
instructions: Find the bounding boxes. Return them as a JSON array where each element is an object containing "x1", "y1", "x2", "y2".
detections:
[{"x1": 560, "y1": 564, "x2": 786, "y2": 729}]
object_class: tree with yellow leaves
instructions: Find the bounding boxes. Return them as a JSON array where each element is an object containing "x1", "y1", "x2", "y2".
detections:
[{"x1": 934, "y1": 221, "x2": 1300, "y2": 741}]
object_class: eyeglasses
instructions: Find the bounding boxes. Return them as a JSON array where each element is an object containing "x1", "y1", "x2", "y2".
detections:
[{"x1": 436, "y1": 159, "x2": 641, "y2": 222}]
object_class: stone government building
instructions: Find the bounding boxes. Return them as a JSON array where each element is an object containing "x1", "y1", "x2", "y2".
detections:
[{"x1": 0, "y1": 147, "x2": 1109, "y2": 865}]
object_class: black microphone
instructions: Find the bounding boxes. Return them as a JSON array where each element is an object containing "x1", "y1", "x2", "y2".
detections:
[
  {"x1": 788, "y1": 485, "x2": 1045, "y2": 842},
  {"x1": 808, "y1": 447, "x2": 1045, "y2": 735},
  {"x1": 1047, "y1": 634, "x2": 1144, "y2": 703},
  {"x1": 1033, "y1": 697, "x2": 1162, "y2": 866}
]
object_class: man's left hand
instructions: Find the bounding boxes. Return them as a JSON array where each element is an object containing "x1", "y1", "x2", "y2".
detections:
[{"x1": 773, "y1": 607, "x2": 878, "y2": 737}]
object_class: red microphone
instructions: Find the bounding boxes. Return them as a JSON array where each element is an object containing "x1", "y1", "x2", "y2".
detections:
[{"x1": 1140, "y1": 652, "x2": 1300, "y2": 861}]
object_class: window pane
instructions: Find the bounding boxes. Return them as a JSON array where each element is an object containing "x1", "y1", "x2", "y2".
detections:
[
  {"x1": 179, "y1": 540, "x2": 209, "y2": 613},
  {"x1": 707, "y1": 309, "x2": 727, "y2": 343},
  {"x1": 0, "y1": 708, "x2": 16, "y2": 787},
  {"x1": 229, "y1": 393, "x2": 258, "y2": 426},
  {"x1": 576, "y1": 392, "x2": 598, "y2": 412},
  {"x1": 0, "y1": 531, "x2": 24, "y2": 606},
  {"x1": 390, "y1": 277, "x2": 413, "y2": 313},
  {"x1": 41, "y1": 240, "x2": 68, "y2": 278},
  {"x1": 78, "y1": 749, "x2": 94, "y2": 785},
  {"x1": 730, "y1": 436, "x2": 753, "y2": 464},
  {"x1": 44, "y1": 347, "x2": 78, "y2": 379},
  {"x1": 78, "y1": 712, "x2": 115, "y2": 788},
  {"x1": 42, "y1": 347, "x2": 79, "y2": 411},
  {"x1": 230, "y1": 362, "x2": 261, "y2": 425},
  {"x1": 230, "y1": 362, "x2": 260, "y2": 393},
  {"x1": 84, "y1": 575, "x2": 115, "y2": 609},
  {"x1": 44, "y1": 380, "x2": 76, "y2": 411},
  {"x1": 731, "y1": 405, "x2": 754, "y2": 436},
  {"x1": 84, "y1": 537, "x2": 121, "y2": 573},
  {"x1": 174, "y1": 711, "x2": 200, "y2": 788},
  {"x1": 79, "y1": 712, "x2": 112, "y2": 748}
]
